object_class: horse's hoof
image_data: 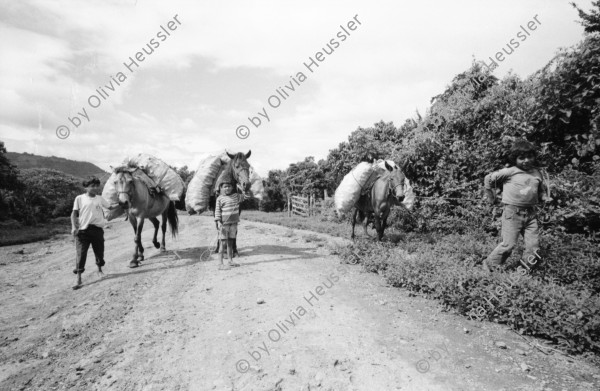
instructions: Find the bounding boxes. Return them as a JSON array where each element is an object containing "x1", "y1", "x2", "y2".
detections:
[
  {"x1": 129, "y1": 261, "x2": 139, "y2": 268},
  {"x1": 153, "y1": 241, "x2": 160, "y2": 249},
  {"x1": 160, "y1": 247, "x2": 166, "y2": 253},
  {"x1": 72, "y1": 284, "x2": 82, "y2": 290}
]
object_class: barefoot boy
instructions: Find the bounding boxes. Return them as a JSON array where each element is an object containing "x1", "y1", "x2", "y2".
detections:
[
  {"x1": 214, "y1": 181, "x2": 249, "y2": 269},
  {"x1": 71, "y1": 177, "x2": 118, "y2": 286},
  {"x1": 483, "y1": 140, "x2": 550, "y2": 272}
]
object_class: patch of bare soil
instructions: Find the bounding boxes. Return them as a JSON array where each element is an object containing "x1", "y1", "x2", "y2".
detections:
[{"x1": 0, "y1": 215, "x2": 598, "y2": 390}]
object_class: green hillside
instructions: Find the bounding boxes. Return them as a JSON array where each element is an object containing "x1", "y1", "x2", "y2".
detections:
[{"x1": 6, "y1": 152, "x2": 107, "y2": 179}]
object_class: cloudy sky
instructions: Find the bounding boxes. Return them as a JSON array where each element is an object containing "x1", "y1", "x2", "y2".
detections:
[{"x1": 0, "y1": 0, "x2": 593, "y2": 176}]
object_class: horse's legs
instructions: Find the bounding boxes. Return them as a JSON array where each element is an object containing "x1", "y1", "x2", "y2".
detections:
[
  {"x1": 373, "y1": 211, "x2": 383, "y2": 241},
  {"x1": 160, "y1": 210, "x2": 167, "y2": 252},
  {"x1": 213, "y1": 211, "x2": 220, "y2": 253},
  {"x1": 381, "y1": 207, "x2": 391, "y2": 240},
  {"x1": 128, "y1": 214, "x2": 139, "y2": 267},
  {"x1": 149, "y1": 217, "x2": 160, "y2": 249},
  {"x1": 136, "y1": 218, "x2": 145, "y2": 262},
  {"x1": 233, "y1": 238, "x2": 238, "y2": 257},
  {"x1": 214, "y1": 221, "x2": 220, "y2": 254},
  {"x1": 362, "y1": 211, "x2": 371, "y2": 237},
  {"x1": 351, "y1": 208, "x2": 358, "y2": 239},
  {"x1": 234, "y1": 205, "x2": 241, "y2": 256}
]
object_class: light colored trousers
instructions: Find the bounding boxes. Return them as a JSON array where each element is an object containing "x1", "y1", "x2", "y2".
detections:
[{"x1": 486, "y1": 204, "x2": 539, "y2": 266}]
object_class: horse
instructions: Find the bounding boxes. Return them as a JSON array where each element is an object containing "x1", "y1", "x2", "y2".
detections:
[
  {"x1": 114, "y1": 167, "x2": 179, "y2": 268},
  {"x1": 212, "y1": 151, "x2": 252, "y2": 255},
  {"x1": 352, "y1": 161, "x2": 406, "y2": 241}
]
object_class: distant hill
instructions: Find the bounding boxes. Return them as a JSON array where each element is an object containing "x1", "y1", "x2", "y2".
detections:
[{"x1": 6, "y1": 152, "x2": 107, "y2": 179}]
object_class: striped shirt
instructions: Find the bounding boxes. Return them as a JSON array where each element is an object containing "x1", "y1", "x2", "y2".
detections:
[{"x1": 215, "y1": 193, "x2": 248, "y2": 224}]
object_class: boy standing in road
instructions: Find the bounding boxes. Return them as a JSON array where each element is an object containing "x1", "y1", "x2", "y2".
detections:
[
  {"x1": 215, "y1": 181, "x2": 248, "y2": 270},
  {"x1": 483, "y1": 140, "x2": 550, "y2": 272},
  {"x1": 71, "y1": 177, "x2": 118, "y2": 287}
]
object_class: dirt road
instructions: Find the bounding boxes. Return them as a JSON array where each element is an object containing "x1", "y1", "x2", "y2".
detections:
[{"x1": 1, "y1": 214, "x2": 599, "y2": 391}]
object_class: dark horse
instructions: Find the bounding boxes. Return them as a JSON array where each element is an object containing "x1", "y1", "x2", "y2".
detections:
[
  {"x1": 212, "y1": 151, "x2": 252, "y2": 255},
  {"x1": 114, "y1": 167, "x2": 179, "y2": 268},
  {"x1": 352, "y1": 160, "x2": 406, "y2": 241}
]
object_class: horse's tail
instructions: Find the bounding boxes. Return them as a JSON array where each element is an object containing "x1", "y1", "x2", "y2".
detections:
[{"x1": 167, "y1": 201, "x2": 179, "y2": 238}]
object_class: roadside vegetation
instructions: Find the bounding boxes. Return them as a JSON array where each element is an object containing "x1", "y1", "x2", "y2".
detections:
[{"x1": 244, "y1": 4, "x2": 600, "y2": 362}]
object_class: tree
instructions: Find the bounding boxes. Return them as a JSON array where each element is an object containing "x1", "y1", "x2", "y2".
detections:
[
  {"x1": 0, "y1": 141, "x2": 23, "y2": 220},
  {"x1": 0, "y1": 141, "x2": 20, "y2": 191},
  {"x1": 171, "y1": 165, "x2": 194, "y2": 185},
  {"x1": 572, "y1": 1, "x2": 600, "y2": 34},
  {"x1": 261, "y1": 169, "x2": 287, "y2": 212},
  {"x1": 17, "y1": 168, "x2": 82, "y2": 222},
  {"x1": 285, "y1": 157, "x2": 326, "y2": 196}
]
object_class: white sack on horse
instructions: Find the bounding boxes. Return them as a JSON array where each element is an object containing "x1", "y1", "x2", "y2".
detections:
[
  {"x1": 212, "y1": 155, "x2": 232, "y2": 194},
  {"x1": 102, "y1": 172, "x2": 126, "y2": 221},
  {"x1": 186, "y1": 155, "x2": 226, "y2": 214},
  {"x1": 249, "y1": 167, "x2": 266, "y2": 200},
  {"x1": 402, "y1": 178, "x2": 415, "y2": 210},
  {"x1": 334, "y1": 162, "x2": 385, "y2": 214},
  {"x1": 123, "y1": 153, "x2": 185, "y2": 201}
]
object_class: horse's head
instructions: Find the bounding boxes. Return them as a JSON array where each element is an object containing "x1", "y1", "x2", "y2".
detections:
[
  {"x1": 226, "y1": 150, "x2": 252, "y2": 193},
  {"x1": 381, "y1": 160, "x2": 405, "y2": 202},
  {"x1": 114, "y1": 168, "x2": 135, "y2": 209}
]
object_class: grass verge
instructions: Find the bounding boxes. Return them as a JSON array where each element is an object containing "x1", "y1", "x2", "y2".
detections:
[{"x1": 0, "y1": 218, "x2": 71, "y2": 247}]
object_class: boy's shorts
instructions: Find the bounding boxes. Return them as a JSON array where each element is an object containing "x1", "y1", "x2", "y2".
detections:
[{"x1": 219, "y1": 223, "x2": 238, "y2": 239}]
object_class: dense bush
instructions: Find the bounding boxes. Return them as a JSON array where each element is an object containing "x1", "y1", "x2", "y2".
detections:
[
  {"x1": 262, "y1": 19, "x2": 600, "y2": 240},
  {"x1": 6, "y1": 168, "x2": 83, "y2": 225},
  {"x1": 1, "y1": 143, "x2": 91, "y2": 226}
]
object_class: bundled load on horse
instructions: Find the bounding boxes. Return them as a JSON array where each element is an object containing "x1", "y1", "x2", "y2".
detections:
[
  {"x1": 249, "y1": 167, "x2": 266, "y2": 201},
  {"x1": 334, "y1": 159, "x2": 415, "y2": 216},
  {"x1": 185, "y1": 154, "x2": 227, "y2": 214},
  {"x1": 123, "y1": 154, "x2": 185, "y2": 201},
  {"x1": 344, "y1": 158, "x2": 410, "y2": 240},
  {"x1": 102, "y1": 154, "x2": 185, "y2": 221},
  {"x1": 334, "y1": 161, "x2": 386, "y2": 214},
  {"x1": 185, "y1": 151, "x2": 263, "y2": 214}
]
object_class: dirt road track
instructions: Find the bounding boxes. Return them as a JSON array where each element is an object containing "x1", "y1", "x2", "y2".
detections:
[{"x1": 1, "y1": 214, "x2": 599, "y2": 391}]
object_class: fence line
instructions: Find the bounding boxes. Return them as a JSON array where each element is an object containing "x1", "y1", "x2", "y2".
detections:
[{"x1": 288, "y1": 191, "x2": 329, "y2": 217}]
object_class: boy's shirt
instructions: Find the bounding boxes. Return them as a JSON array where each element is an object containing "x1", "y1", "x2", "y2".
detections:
[
  {"x1": 215, "y1": 192, "x2": 249, "y2": 224},
  {"x1": 484, "y1": 166, "x2": 545, "y2": 207},
  {"x1": 73, "y1": 194, "x2": 110, "y2": 230}
]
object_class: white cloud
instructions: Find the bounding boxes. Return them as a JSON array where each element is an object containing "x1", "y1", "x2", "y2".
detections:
[{"x1": 0, "y1": 0, "x2": 594, "y2": 178}]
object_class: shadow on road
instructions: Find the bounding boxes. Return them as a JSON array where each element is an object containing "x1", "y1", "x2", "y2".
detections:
[
  {"x1": 236, "y1": 244, "x2": 322, "y2": 266},
  {"x1": 78, "y1": 246, "x2": 213, "y2": 289}
]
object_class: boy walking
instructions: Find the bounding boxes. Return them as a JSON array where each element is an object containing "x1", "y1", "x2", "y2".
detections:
[
  {"x1": 214, "y1": 181, "x2": 247, "y2": 269},
  {"x1": 483, "y1": 140, "x2": 550, "y2": 272},
  {"x1": 71, "y1": 177, "x2": 117, "y2": 287}
]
